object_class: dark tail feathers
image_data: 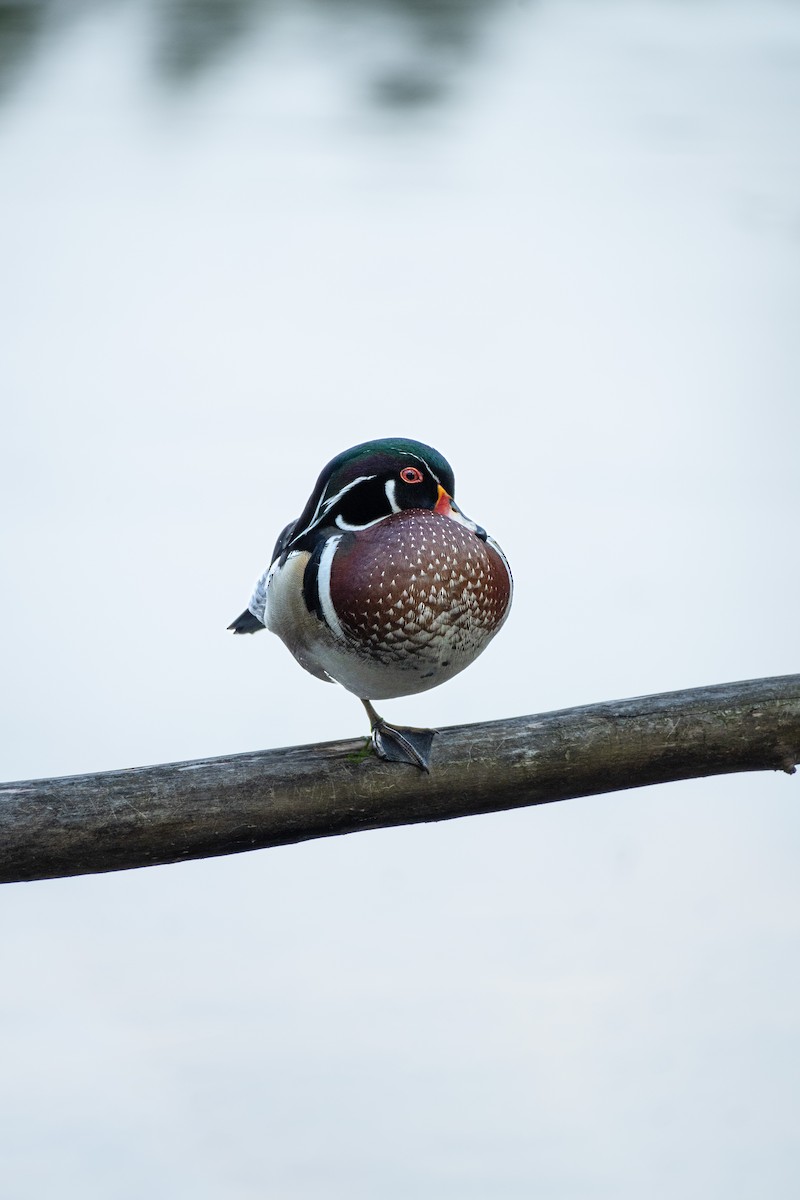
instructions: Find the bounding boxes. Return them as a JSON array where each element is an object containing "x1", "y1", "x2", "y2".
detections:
[{"x1": 227, "y1": 608, "x2": 265, "y2": 634}]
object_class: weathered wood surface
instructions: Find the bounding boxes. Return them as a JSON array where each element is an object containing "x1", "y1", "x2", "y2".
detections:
[{"x1": 1, "y1": 675, "x2": 798, "y2": 885}]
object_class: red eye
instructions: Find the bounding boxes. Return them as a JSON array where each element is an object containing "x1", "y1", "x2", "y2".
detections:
[{"x1": 400, "y1": 466, "x2": 424, "y2": 484}]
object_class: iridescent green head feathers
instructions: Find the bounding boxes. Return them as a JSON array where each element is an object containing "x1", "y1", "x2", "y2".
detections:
[{"x1": 288, "y1": 437, "x2": 458, "y2": 545}]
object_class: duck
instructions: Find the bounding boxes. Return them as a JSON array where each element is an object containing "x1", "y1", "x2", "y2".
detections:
[{"x1": 229, "y1": 438, "x2": 512, "y2": 770}]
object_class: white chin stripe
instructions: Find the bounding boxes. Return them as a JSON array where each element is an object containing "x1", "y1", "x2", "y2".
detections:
[
  {"x1": 384, "y1": 479, "x2": 401, "y2": 513},
  {"x1": 334, "y1": 512, "x2": 388, "y2": 532}
]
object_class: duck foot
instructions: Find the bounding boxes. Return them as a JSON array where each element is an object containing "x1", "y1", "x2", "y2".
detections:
[{"x1": 361, "y1": 700, "x2": 436, "y2": 772}]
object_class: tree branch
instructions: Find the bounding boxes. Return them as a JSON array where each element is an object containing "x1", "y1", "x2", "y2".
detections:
[{"x1": 1, "y1": 675, "x2": 798, "y2": 885}]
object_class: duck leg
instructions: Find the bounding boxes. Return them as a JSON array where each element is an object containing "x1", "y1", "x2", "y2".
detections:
[{"x1": 360, "y1": 700, "x2": 436, "y2": 772}]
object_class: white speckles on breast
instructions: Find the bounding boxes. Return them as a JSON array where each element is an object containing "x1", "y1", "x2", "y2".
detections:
[{"x1": 323, "y1": 509, "x2": 513, "y2": 698}]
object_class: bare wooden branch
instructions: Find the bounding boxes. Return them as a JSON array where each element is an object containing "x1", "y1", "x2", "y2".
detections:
[{"x1": 1, "y1": 675, "x2": 798, "y2": 885}]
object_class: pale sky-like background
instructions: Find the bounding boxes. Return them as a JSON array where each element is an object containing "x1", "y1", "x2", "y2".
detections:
[{"x1": 1, "y1": 0, "x2": 799, "y2": 1196}]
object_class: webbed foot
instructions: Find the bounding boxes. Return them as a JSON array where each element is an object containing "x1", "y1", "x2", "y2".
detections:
[{"x1": 361, "y1": 700, "x2": 436, "y2": 772}]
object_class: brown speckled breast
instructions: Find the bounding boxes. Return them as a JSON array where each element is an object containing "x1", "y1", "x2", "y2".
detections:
[{"x1": 328, "y1": 509, "x2": 512, "y2": 677}]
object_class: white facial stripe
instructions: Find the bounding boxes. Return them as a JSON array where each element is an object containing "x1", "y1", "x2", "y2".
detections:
[
  {"x1": 384, "y1": 479, "x2": 401, "y2": 513},
  {"x1": 320, "y1": 474, "x2": 376, "y2": 515},
  {"x1": 290, "y1": 450, "x2": 451, "y2": 548},
  {"x1": 334, "y1": 512, "x2": 388, "y2": 532},
  {"x1": 293, "y1": 474, "x2": 377, "y2": 542},
  {"x1": 316, "y1": 535, "x2": 347, "y2": 640},
  {"x1": 391, "y1": 449, "x2": 444, "y2": 491}
]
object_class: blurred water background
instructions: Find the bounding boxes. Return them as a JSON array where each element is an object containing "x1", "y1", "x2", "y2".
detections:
[{"x1": 1, "y1": 1, "x2": 799, "y2": 1196}]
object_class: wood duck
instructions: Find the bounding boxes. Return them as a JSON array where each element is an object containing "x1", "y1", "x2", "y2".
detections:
[{"x1": 229, "y1": 438, "x2": 512, "y2": 771}]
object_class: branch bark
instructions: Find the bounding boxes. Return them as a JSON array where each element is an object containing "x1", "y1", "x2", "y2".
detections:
[{"x1": 1, "y1": 675, "x2": 798, "y2": 885}]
